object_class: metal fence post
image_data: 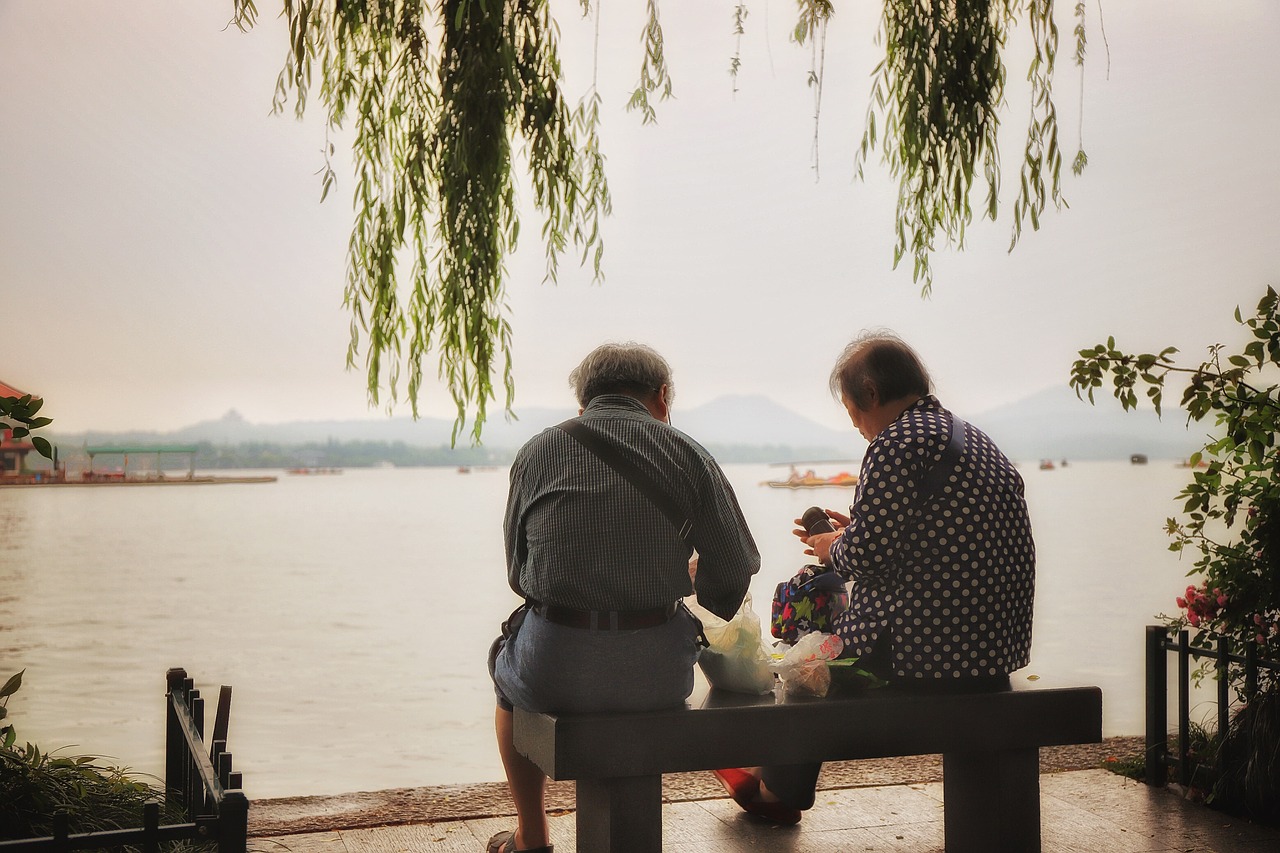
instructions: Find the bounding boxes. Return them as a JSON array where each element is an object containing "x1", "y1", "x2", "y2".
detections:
[
  {"x1": 1145, "y1": 626, "x2": 1168, "y2": 786},
  {"x1": 1177, "y1": 630, "x2": 1191, "y2": 787},
  {"x1": 165, "y1": 668, "x2": 188, "y2": 808},
  {"x1": 218, "y1": 791, "x2": 249, "y2": 853},
  {"x1": 1216, "y1": 635, "x2": 1230, "y2": 779}
]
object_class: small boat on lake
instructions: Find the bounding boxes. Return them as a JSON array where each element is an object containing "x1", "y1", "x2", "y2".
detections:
[{"x1": 762, "y1": 469, "x2": 858, "y2": 489}]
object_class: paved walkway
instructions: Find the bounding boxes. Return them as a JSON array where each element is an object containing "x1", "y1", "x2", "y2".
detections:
[{"x1": 251, "y1": 768, "x2": 1280, "y2": 853}]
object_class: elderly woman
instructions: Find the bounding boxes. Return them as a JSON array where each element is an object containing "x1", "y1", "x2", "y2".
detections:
[{"x1": 715, "y1": 330, "x2": 1036, "y2": 824}]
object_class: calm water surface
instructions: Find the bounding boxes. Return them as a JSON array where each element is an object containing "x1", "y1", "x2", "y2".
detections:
[{"x1": 0, "y1": 461, "x2": 1200, "y2": 798}]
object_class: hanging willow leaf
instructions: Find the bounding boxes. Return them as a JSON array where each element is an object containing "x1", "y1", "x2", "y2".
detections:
[
  {"x1": 235, "y1": 0, "x2": 1075, "y2": 438},
  {"x1": 235, "y1": 0, "x2": 610, "y2": 443},
  {"x1": 854, "y1": 0, "x2": 1067, "y2": 294}
]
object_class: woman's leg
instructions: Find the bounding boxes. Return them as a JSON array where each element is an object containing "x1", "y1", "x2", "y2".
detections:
[{"x1": 759, "y1": 762, "x2": 822, "y2": 810}]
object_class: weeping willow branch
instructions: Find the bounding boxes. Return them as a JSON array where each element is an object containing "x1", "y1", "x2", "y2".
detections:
[
  {"x1": 232, "y1": 0, "x2": 1080, "y2": 438},
  {"x1": 627, "y1": 0, "x2": 673, "y2": 123},
  {"x1": 792, "y1": 0, "x2": 832, "y2": 180},
  {"x1": 233, "y1": 0, "x2": 609, "y2": 443},
  {"x1": 855, "y1": 0, "x2": 1068, "y2": 294}
]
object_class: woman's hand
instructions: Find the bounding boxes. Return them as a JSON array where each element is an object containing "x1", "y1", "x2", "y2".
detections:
[
  {"x1": 805, "y1": 530, "x2": 841, "y2": 565},
  {"x1": 792, "y1": 509, "x2": 847, "y2": 565}
]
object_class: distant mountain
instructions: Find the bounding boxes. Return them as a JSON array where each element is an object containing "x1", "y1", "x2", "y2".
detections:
[
  {"x1": 677, "y1": 394, "x2": 849, "y2": 449},
  {"x1": 971, "y1": 384, "x2": 1205, "y2": 462},
  {"x1": 48, "y1": 386, "x2": 1208, "y2": 464}
]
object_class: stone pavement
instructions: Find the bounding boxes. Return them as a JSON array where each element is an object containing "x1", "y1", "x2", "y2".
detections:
[{"x1": 248, "y1": 742, "x2": 1280, "y2": 853}]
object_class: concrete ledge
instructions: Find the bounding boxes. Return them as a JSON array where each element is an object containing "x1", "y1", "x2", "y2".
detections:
[{"x1": 248, "y1": 735, "x2": 1142, "y2": 836}]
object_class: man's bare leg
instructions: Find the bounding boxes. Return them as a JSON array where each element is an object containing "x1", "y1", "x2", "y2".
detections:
[{"x1": 495, "y1": 706, "x2": 551, "y2": 849}]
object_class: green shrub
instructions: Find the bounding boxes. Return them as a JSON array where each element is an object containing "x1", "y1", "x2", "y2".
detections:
[{"x1": 0, "y1": 671, "x2": 188, "y2": 842}]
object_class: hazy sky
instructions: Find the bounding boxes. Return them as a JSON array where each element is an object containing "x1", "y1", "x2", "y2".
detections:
[{"x1": 2, "y1": 1, "x2": 1277, "y2": 435}]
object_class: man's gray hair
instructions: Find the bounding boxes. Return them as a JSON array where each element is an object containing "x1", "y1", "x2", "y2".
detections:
[
  {"x1": 569, "y1": 342, "x2": 674, "y2": 408},
  {"x1": 829, "y1": 330, "x2": 932, "y2": 410}
]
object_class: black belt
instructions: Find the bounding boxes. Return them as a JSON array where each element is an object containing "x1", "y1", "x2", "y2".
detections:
[{"x1": 534, "y1": 602, "x2": 678, "y2": 630}]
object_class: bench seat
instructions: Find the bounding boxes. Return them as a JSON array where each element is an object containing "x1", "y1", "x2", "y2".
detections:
[{"x1": 514, "y1": 675, "x2": 1102, "y2": 853}]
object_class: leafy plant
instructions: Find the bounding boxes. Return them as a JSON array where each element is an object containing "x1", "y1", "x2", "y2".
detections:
[
  {"x1": 1070, "y1": 286, "x2": 1280, "y2": 694},
  {"x1": 0, "y1": 394, "x2": 54, "y2": 460},
  {"x1": 0, "y1": 672, "x2": 192, "y2": 845}
]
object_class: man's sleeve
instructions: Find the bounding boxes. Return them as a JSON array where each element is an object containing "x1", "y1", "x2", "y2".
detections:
[
  {"x1": 690, "y1": 460, "x2": 760, "y2": 621},
  {"x1": 503, "y1": 454, "x2": 528, "y2": 597}
]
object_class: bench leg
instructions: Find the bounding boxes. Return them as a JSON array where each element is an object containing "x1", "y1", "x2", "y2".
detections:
[
  {"x1": 575, "y1": 775, "x2": 662, "y2": 853},
  {"x1": 942, "y1": 748, "x2": 1040, "y2": 853}
]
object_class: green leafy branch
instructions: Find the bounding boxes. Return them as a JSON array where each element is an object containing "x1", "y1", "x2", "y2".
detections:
[
  {"x1": 234, "y1": 1, "x2": 1083, "y2": 439},
  {"x1": 855, "y1": 0, "x2": 1068, "y2": 293},
  {"x1": 626, "y1": 0, "x2": 673, "y2": 124},
  {"x1": 0, "y1": 395, "x2": 54, "y2": 460},
  {"x1": 1070, "y1": 286, "x2": 1280, "y2": 690},
  {"x1": 234, "y1": 0, "x2": 610, "y2": 443}
]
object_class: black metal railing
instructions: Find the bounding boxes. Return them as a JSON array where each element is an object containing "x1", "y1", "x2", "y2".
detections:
[
  {"x1": 0, "y1": 668, "x2": 247, "y2": 853},
  {"x1": 1145, "y1": 625, "x2": 1280, "y2": 788}
]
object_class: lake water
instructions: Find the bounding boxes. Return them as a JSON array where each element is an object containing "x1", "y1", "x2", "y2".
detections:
[{"x1": 0, "y1": 460, "x2": 1202, "y2": 799}]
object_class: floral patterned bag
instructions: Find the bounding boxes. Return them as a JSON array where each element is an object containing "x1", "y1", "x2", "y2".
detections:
[{"x1": 770, "y1": 565, "x2": 849, "y2": 643}]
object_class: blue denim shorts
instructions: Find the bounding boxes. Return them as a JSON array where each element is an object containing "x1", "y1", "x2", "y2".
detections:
[{"x1": 489, "y1": 604, "x2": 703, "y2": 714}]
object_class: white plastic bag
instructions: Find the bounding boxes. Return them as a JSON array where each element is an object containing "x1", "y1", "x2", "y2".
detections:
[
  {"x1": 772, "y1": 632, "x2": 844, "y2": 698},
  {"x1": 688, "y1": 594, "x2": 775, "y2": 695}
]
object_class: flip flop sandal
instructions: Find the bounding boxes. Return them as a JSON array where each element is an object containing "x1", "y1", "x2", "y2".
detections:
[{"x1": 485, "y1": 829, "x2": 554, "y2": 853}]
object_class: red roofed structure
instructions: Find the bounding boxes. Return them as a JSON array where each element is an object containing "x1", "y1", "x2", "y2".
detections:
[
  {"x1": 0, "y1": 379, "x2": 33, "y2": 400},
  {"x1": 0, "y1": 379, "x2": 55, "y2": 482}
]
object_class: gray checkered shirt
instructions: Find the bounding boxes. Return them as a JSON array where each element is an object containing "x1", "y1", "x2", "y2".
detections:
[{"x1": 504, "y1": 395, "x2": 759, "y2": 620}]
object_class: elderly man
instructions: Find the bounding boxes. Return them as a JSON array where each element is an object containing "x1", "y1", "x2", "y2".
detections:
[
  {"x1": 716, "y1": 330, "x2": 1035, "y2": 824},
  {"x1": 487, "y1": 342, "x2": 760, "y2": 853}
]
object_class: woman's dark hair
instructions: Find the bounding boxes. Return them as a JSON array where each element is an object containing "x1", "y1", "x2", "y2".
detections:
[
  {"x1": 569, "y1": 342, "x2": 673, "y2": 407},
  {"x1": 829, "y1": 331, "x2": 932, "y2": 410}
]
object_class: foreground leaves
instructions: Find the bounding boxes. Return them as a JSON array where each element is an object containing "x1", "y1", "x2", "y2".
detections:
[{"x1": 1070, "y1": 286, "x2": 1280, "y2": 693}]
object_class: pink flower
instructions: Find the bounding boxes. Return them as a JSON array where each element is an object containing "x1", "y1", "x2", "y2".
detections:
[
  {"x1": 1217, "y1": 595, "x2": 1228, "y2": 607},
  {"x1": 1176, "y1": 597, "x2": 1187, "y2": 608},
  {"x1": 1188, "y1": 612, "x2": 1201, "y2": 627},
  {"x1": 1256, "y1": 614, "x2": 1266, "y2": 626}
]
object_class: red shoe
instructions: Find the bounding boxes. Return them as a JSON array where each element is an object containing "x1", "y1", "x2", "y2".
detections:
[
  {"x1": 712, "y1": 767, "x2": 758, "y2": 808},
  {"x1": 711, "y1": 768, "x2": 802, "y2": 826}
]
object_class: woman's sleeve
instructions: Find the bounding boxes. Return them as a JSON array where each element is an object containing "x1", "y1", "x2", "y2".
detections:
[{"x1": 829, "y1": 437, "x2": 917, "y2": 586}]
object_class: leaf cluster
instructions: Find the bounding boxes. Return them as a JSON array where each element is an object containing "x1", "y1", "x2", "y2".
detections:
[
  {"x1": 855, "y1": 0, "x2": 1066, "y2": 293},
  {"x1": 0, "y1": 672, "x2": 191, "y2": 844},
  {"x1": 234, "y1": 0, "x2": 611, "y2": 444},
  {"x1": 0, "y1": 394, "x2": 53, "y2": 459},
  {"x1": 627, "y1": 0, "x2": 673, "y2": 123},
  {"x1": 1070, "y1": 287, "x2": 1280, "y2": 692},
  {"x1": 235, "y1": 1, "x2": 1082, "y2": 439}
]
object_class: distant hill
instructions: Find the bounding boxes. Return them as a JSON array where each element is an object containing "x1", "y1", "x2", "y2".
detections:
[
  {"x1": 47, "y1": 386, "x2": 1208, "y2": 464},
  {"x1": 972, "y1": 384, "x2": 1205, "y2": 462}
]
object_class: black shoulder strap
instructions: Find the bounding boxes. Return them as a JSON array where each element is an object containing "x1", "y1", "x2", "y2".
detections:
[
  {"x1": 916, "y1": 412, "x2": 967, "y2": 504},
  {"x1": 556, "y1": 419, "x2": 694, "y2": 541}
]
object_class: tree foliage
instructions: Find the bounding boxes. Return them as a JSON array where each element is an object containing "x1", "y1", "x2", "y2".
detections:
[
  {"x1": 1070, "y1": 287, "x2": 1280, "y2": 694},
  {"x1": 233, "y1": 0, "x2": 1082, "y2": 437},
  {"x1": 233, "y1": 0, "x2": 611, "y2": 443},
  {"x1": 0, "y1": 395, "x2": 53, "y2": 460},
  {"x1": 856, "y1": 0, "x2": 1067, "y2": 290}
]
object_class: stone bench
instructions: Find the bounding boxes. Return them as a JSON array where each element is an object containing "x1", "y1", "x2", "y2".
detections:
[{"x1": 514, "y1": 675, "x2": 1103, "y2": 852}]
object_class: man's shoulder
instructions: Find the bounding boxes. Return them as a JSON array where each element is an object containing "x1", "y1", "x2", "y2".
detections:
[{"x1": 515, "y1": 422, "x2": 570, "y2": 460}]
